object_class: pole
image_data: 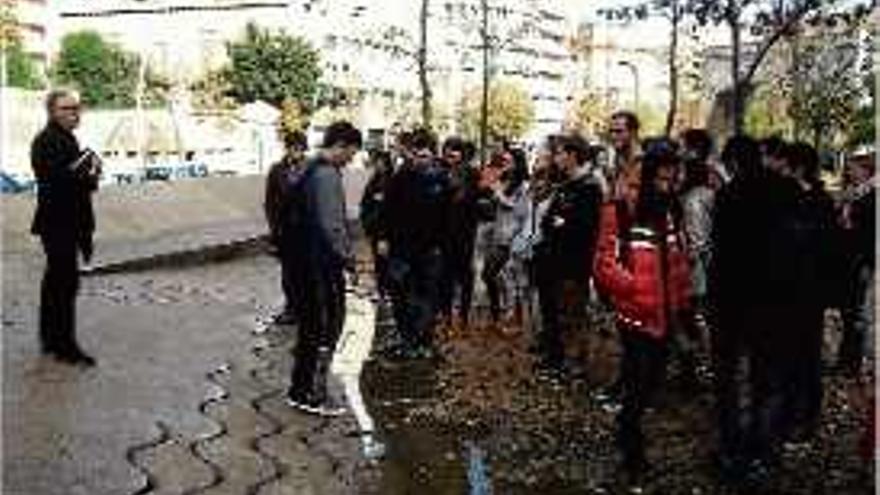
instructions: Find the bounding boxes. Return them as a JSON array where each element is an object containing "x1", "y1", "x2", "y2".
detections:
[
  {"x1": 480, "y1": 0, "x2": 489, "y2": 165},
  {"x1": 0, "y1": 43, "x2": 8, "y2": 173},
  {"x1": 618, "y1": 60, "x2": 639, "y2": 111}
]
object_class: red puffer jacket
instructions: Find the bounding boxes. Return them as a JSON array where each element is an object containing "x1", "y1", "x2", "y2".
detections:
[{"x1": 593, "y1": 201, "x2": 691, "y2": 339}]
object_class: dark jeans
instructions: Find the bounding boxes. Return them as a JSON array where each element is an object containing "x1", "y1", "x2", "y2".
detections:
[
  {"x1": 481, "y1": 244, "x2": 510, "y2": 322},
  {"x1": 711, "y1": 310, "x2": 746, "y2": 461},
  {"x1": 288, "y1": 265, "x2": 345, "y2": 400},
  {"x1": 617, "y1": 329, "x2": 667, "y2": 469},
  {"x1": 39, "y1": 234, "x2": 81, "y2": 354},
  {"x1": 441, "y1": 240, "x2": 476, "y2": 323},
  {"x1": 534, "y1": 254, "x2": 589, "y2": 367},
  {"x1": 388, "y1": 249, "x2": 444, "y2": 349},
  {"x1": 718, "y1": 305, "x2": 819, "y2": 463},
  {"x1": 279, "y1": 251, "x2": 296, "y2": 313},
  {"x1": 369, "y1": 239, "x2": 391, "y2": 298},
  {"x1": 839, "y1": 264, "x2": 875, "y2": 368}
]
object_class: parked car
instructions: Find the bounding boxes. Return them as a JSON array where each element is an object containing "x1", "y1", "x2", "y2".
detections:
[{"x1": 0, "y1": 172, "x2": 35, "y2": 194}]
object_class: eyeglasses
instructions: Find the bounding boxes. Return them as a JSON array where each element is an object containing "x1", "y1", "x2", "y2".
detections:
[{"x1": 57, "y1": 105, "x2": 81, "y2": 111}]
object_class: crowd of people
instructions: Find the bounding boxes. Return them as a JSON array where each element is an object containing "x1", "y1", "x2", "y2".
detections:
[
  {"x1": 263, "y1": 111, "x2": 875, "y2": 490},
  {"x1": 28, "y1": 85, "x2": 873, "y2": 492}
]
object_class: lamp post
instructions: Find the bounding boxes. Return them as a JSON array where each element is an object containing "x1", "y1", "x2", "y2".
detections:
[{"x1": 618, "y1": 60, "x2": 639, "y2": 111}]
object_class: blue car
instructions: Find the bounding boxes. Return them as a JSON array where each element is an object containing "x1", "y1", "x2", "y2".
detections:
[{"x1": 0, "y1": 172, "x2": 35, "y2": 194}]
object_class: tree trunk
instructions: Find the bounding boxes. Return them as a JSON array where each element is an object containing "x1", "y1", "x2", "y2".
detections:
[
  {"x1": 664, "y1": 0, "x2": 679, "y2": 136},
  {"x1": 419, "y1": 0, "x2": 432, "y2": 129},
  {"x1": 790, "y1": 30, "x2": 802, "y2": 140},
  {"x1": 480, "y1": 0, "x2": 489, "y2": 164},
  {"x1": 730, "y1": 13, "x2": 744, "y2": 135}
]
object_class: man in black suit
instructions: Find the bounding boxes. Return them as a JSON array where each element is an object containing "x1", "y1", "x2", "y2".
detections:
[{"x1": 30, "y1": 89, "x2": 100, "y2": 366}]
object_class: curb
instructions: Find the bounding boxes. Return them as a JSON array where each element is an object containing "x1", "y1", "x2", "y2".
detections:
[{"x1": 80, "y1": 235, "x2": 271, "y2": 277}]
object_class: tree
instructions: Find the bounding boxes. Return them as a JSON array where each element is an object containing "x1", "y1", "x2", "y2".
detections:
[
  {"x1": 848, "y1": 70, "x2": 875, "y2": 148},
  {"x1": 689, "y1": 0, "x2": 874, "y2": 134},
  {"x1": 278, "y1": 97, "x2": 308, "y2": 136},
  {"x1": 418, "y1": 0, "x2": 432, "y2": 128},
  {"x1": 598, "y1": 0, "x2": 686, "y2": 136},
  {"x1": 566, "y1": 90, "x2": 613, "y2": 138},
  {"x1": 190, "y1": 68, "x2": 237, "y2": 111},
  {"x1": 223, "y1": 23, "x2": 321, "y2": 109},
  {"x1": 459, "y1": 80, "x2": 534, "y2": 143},
  {"x1": 53, "y1": 31, "x2": 150, "y2": 108},
  {"x1": 786, "y1": 24, "x2": 864, "y2": 150},
  {"x1": 4, "y1": 39, "x2": 41, "y2": 89}
]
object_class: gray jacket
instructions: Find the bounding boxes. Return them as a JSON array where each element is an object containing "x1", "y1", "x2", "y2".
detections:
[{"x1": 302, "y1": 156, "x2": 352, "y2": 271}]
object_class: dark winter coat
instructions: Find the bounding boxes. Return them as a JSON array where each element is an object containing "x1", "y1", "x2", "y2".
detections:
[
  {"x1": 536, "y1": 169, "x2": 603, "y2": 278},
  {"x1": 382, "y1": 159, "x2": 453, "y2": 258},
  {"x1": 30, "y1": 121, "x2": 97, "y2": 241}
]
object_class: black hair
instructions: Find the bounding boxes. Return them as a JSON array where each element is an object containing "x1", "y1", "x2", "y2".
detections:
[
  {"x1": 721, "y1": 134, "x2": 762, "y2": 179},
  {"x1": 283, "y1": 130, "x2": 308, "y2": 150},
  {"x1": 504, "y1": 147, "x2": 530, "y2": 195},
  {"x1": 611, "y1": 110, "x2": 640, "y2": 133},
  {"x1": 788, "y1": 141, "x2": 822, "y2": 188},
  {"x1": 322, "y1": 121, "x2": 363, "y2": 148},
  {"x1": 682, "y1": 128, "x2": 713, "y2": 161},
  {"x1": 407, "y1": 127, "x2": 437, "y2": 153},
  {"x1": 636, "y1": 137, "x2": 681, "y2": 229},
  {"x1": 760, "y1": 135, "x2": 787, "y2": 160},
  {"x1": 442, "y1": 136, "x2": 467, "y2": 154},
  {"x1": 557, "y1": 133, "x2": 593, "y2": 166}
]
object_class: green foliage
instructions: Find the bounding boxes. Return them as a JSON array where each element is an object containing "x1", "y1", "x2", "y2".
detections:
[
  {"x1": 788, "y1": 30, "x2": 863, "y2": 149},
  {"x1": 567, "y1": 90, "x2": 612, "y2": 138},
  {"x1": 745, "y1": 84, "x2": 793, "y2": 138},
  {"x1": 4, "y1": 40, "x2": 42, "y2": 88},
  {"x1": 222, "y1": 23, "x2": 321, "y2": 108},
  {"x1": 53, "y1": 31, "x2": 153, "y2": 108},
  {"x1": 848, "y1": 72, "x2": 875, "y2": 148},
  {"x1": 459, "y1": 81, "x2": 534, "y2": 142},
  {"x1": 278, "y1": 97, "x2": 308, "y2": 136}
]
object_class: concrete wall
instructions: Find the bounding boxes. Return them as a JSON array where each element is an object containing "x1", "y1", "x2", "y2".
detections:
[{"x1": 1, "y1": 170, "x2": 370, "y2": 264}]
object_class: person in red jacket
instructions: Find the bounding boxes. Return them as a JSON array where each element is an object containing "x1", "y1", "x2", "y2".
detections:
[{"x1": 593, "y1": 139, "x2": 691, "y2": 487}]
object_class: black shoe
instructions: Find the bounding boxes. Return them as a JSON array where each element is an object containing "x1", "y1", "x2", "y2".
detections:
[
  {"x1": 56, "y1": 349, "x2": 97, "y2": 367},
  {"x1": 272, "y1": 311, "x2": 297, "y2": 325}
]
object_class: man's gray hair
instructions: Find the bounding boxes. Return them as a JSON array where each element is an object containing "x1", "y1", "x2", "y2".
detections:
[{"x1": 45, "y1": 88, "x2": 80, "y2": 112}]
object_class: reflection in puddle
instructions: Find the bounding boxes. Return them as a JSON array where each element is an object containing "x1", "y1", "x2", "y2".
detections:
[{"x1": 466, "y1": 441, "x2": 493, "y2": 495}]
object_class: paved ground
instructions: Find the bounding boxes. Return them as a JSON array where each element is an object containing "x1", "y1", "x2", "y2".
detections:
[
  {"x1": 2, "y1": 252, "x2": 365, "y2": 495},
  {"x1": 4, "y1": 246, "x2": 875, "y2": 494}
]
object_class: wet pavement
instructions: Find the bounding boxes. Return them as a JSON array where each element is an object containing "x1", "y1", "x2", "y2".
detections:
[
  {"x1": 3, "y1": 253, "x2": 363, "y2": 494},
  {"x1": 3, "y1": 248, "x2": 875, "y2": 494}
]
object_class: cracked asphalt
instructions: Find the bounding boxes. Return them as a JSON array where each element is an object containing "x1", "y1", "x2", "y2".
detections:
[{"x1": 3, "y1": 252, "x2": 366, "y2": 495}]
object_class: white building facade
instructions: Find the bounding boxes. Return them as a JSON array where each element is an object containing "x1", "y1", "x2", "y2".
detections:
[{"x1": 52, "y1": 0, "x2": 579, "y2": 143}]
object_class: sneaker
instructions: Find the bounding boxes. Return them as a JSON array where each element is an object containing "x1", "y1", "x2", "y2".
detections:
[{"x1": 286, "y1": 395, "x2": 346, "y2": 417}]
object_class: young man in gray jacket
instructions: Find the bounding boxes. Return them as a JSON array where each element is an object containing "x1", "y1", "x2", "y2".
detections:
[{"x1": 285, "y1": 121, "x2": 361, "y2": 416}]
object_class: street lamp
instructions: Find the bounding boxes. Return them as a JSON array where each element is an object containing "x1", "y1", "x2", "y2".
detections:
[{"x1": 618, "y1": 60, "x2": 639, "y2": 111}]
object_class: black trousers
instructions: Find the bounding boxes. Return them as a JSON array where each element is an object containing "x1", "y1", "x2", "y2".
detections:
[
  {"x1": 441, "y1": 240, "x2": 476, "y2": 323},
  {"x1": 617, "y1": 329, "x2": 667, "y2": 469},
  {"x1": 481, "y1": 244, "x2": 510, "y2": 322},
  {"x1": 279, "y1": 251, "x2": 296, "y2": 313},
  {"x1": 39, "y1": 234, "x2": 81, "y2": 354},
  {"x1": 288, "y1": 265, "x2": 345, "y2": 399},
  {"x1": 534, "y1": 254, "x2": 589, "y2": 367},
  {"x1": 388, "y1": 250, "x2": 444, "y2": 349}
]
